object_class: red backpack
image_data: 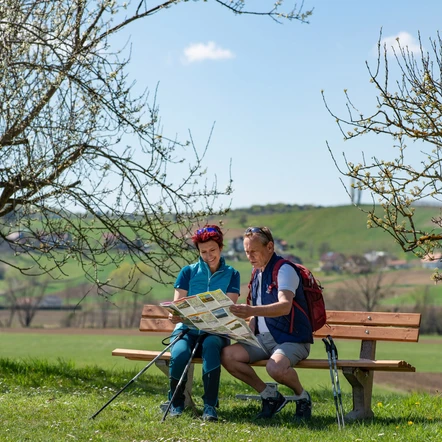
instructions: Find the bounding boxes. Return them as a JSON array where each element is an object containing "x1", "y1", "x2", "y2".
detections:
[{"x1": 248, "y1": 258, "x2": 326, "y2": 333}]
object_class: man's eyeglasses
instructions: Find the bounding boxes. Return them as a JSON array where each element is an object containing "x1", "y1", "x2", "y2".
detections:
[
  {"x1": 196, "y1": 227, "x2": 218, "y2": 235},
  {"x1": 244, "y1": 227, "x2": 273, "y2": 243}
]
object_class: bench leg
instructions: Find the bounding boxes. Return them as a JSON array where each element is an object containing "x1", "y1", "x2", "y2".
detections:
[
  {"x1": 155, "y1": 360, "x2": 197, "y2": 411},
  {"x1": 342, "y1": 367, "x2": 374, "y2": 420},
  {"x1": 341, "y1": 339, "x2": 376, "y2": 420}
]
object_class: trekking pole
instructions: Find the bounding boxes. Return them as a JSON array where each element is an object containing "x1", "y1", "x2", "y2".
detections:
[
  {"x1": 161, "y1": 333, "x2": 206, "y2": 422},
  {"x1": 322, "y1": 337, "x2": 342, "y2": 429},
  {"x1": 90, "y1": 328, "x2": 189, "y2": 420},
  {"x1": 327, "y1": 335, "x2": 345, "y2": 428}
]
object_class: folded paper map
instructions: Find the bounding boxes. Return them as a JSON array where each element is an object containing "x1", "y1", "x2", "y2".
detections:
[{"x1": 160, "y1": 289, "x2": 264, "y2": 349}]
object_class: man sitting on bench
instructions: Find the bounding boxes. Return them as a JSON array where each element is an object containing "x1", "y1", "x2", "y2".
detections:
[{"x1": 222, "y1": 226, "x2": 312, "y2": 421}]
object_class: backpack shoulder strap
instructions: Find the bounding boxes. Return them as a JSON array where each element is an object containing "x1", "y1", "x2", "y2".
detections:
[
  {"x1": 247, "y1": 268, "x2": 258, "y2": 305},
  {"x1": 269, "y1": 258, "x2": 296, "y2": 292},
  {"x1": 248, "y1": 258, "x2": 298, "y2": 303},
  {"x1": 269, "y1": 258, "x2": 308, "y2": 333}
]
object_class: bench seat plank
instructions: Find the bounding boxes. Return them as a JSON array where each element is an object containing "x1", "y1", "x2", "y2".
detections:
[
  {"x1": 324, "y1": 311, "x2": 421, "y2": 327},
  {"x1": 139, "y1": 318, "x2": 174, "y2": 332},
  {"x1": 111, "y1": 349, "x2": 415, "y2": 372},
  {"x1": 313, "y1": 325, "x2": 419, "y2": 342}
]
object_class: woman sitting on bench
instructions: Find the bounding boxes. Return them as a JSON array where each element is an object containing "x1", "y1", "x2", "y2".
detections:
[{"x1": 167, "y1": 224, "x2": 240, "y2": 421}]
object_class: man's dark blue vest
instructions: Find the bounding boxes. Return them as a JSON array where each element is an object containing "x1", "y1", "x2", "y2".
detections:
[{"x1": 250, "y1": 253, "x2": 313, "y2": 344}]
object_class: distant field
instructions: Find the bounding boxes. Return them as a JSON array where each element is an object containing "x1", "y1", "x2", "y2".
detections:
[
  {"x1": 225, "y1": 204, "x2": 442, "y2": 261},
  {"x1": 380, "y1": 285, "x2": 442, "y2": 306}
]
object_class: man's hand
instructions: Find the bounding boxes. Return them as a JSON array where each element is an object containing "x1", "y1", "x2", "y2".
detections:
[{"x1": 229, "y1": 303, "x2": 253, "y2": 319}]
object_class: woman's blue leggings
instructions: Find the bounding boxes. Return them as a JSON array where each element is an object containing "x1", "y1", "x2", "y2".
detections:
[{"x1": 169, "y1": 328, "x2": 228, "y2": 407}]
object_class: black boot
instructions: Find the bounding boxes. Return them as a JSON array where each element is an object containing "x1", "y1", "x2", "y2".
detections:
[
  {"x1": 169, "y1": 377, "x2": 186, "y2": 412},
  {"x1": 202, "y1": 367, "x2": 221, "y2": 421},
  {"x1": 202, "y1": 367, "x2": 221, "y2": 407}
]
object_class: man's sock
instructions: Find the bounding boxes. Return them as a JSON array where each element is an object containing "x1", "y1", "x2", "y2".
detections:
[
  {"x1": 260, "y1": 384, "x2": 278, "y2": 399},
  {"x1": 293, "y1": 390, "x2": 309, "y2": 401}
]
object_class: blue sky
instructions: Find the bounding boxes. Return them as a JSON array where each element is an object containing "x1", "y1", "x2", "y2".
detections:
[{"x1": 113, "y1": 0, "x2": 442, "y2": 209}]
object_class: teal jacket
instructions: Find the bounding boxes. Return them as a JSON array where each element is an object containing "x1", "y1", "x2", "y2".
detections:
[{"x1": 174, "y1": 256, "x2": 240, "y2": 296}]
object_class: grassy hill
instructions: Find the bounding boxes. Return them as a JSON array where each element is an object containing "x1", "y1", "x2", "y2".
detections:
[{"x1": 222, "y1": 204, "x2": 442, "y2": 264}]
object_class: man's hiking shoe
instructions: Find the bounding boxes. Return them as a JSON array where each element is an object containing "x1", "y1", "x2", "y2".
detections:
[
  {"x1": 169, "y1": 404, "x2": 184, "y2": 417},
  {"x1": 255, "y1": 391, "x2": 287, "y2": 419},
  {"x1": 294, "y1": 391, "x2": 312, "y2": 421},
  {"x1": 202, "y1": 404, "x2": 218, "y2": 422}
]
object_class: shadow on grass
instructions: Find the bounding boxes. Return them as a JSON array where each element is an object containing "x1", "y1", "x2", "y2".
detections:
[
  {"x1": 219, "y1": 403, "x2": 337, "y2": 429},
  {"x1": 219, "y1": 405, "x2": 442, "y2": 429},
  {"x1": 218, "y1": 389, "x2": 442, "y2": 428},
  {"x1": 0, "y1": 357, "x2": 166, "y2": 395}
]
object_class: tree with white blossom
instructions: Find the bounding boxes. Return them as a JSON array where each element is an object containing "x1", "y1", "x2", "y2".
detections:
[{"x1": 323, "y1": 32, "x2": 442, "y2": 282}]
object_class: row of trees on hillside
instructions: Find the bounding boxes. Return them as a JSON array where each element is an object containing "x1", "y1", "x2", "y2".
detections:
[{"x1": 0, "y1": 262, "x2": 152, "y2": 328}]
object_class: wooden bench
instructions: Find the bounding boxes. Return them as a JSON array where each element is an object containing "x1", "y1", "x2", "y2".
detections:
[{"x1": 112, "y1": 305, "x2": 421, "y2": 420}]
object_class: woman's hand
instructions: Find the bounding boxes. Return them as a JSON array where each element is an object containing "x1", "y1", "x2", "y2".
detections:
[{"x1": 168, "y1": 313, "x2": 182, "y2": 324}]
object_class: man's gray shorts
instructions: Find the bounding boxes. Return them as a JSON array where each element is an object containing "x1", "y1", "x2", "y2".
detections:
[{"x1": 242, "y1": 332, "x2": 310, "y2": 366}]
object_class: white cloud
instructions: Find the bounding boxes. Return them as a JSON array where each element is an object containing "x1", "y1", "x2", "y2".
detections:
[
  {"x1": 377, "y1": 31, "x2": 422, "y2": 57},
  {"x1": 182, "y1": 41, "x2": 235, "y2": 64}
]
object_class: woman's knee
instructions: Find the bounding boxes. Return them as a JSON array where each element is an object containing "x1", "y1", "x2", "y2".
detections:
[
  {"x1": 202, "y1": 335, "x2": 225, "y2": 352},
  {"x1": 171, "y1": 341, "x2": 192, "y2": 365}
]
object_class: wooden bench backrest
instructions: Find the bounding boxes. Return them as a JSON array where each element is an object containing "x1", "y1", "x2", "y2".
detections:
[{"x1": 140, "y1": 305, "x2": 421, "y2": 343}]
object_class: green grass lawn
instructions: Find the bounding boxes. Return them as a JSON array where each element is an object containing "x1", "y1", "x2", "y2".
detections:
[{"x1": 0, "y1": 355, "x2": 441, "y2": 442}]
